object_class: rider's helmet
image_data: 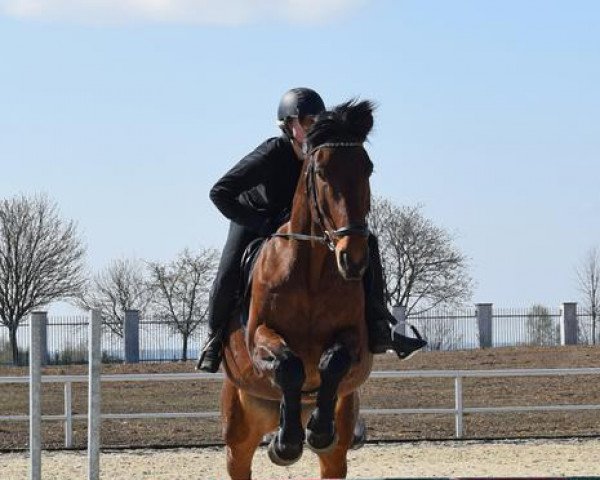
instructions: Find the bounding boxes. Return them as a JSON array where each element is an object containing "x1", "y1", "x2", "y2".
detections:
[{"x1": 277, "y1": 88, "x2": 325, "y2": 135}]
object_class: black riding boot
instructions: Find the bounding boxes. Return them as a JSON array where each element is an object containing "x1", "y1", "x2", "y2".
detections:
[
  {"x1": 365, "y1": 235, "x2": 427, "y2": 359},
  {"x1": 196, "y1": 222, "x2": 259, "y2": 373},
  {"x1": 196, "y1": 328, "x2": 225, "y2": 373},
  {"x1": 366, "y1": 300, "x2": 427, "y2": 359}
]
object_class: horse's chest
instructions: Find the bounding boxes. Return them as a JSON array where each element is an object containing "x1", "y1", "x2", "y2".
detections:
[
  {"x1": 253, "y1": 245, "x2": 364, "y2": 329},
  {"x1": 266, "y1": 283, "x2": 363, "y2": 324}
]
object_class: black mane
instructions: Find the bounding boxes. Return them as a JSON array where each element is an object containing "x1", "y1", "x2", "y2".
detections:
[{"x1": 306, "y1": 99, "x2": 375, "y2": 150}]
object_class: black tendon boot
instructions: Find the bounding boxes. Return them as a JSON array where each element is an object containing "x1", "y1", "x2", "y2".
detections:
[{"x1": 196, "y1": 329, "x2": 225, "y2": 373}]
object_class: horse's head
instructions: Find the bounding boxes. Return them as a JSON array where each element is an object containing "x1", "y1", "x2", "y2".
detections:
[{"x1": 306, "y1": 99, "x2": 375, "y2": 281}]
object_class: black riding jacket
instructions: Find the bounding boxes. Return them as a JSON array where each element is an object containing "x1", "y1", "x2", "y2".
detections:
[{"x1": 209, "y1": 135, "x2": 302, "y2": 235}]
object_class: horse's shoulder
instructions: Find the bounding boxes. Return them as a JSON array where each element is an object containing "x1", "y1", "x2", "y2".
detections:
[{"x1": 254, "y1": 237, "x2": 297, "y2": 281}]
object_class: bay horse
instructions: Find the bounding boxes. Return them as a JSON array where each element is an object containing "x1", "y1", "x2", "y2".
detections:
[{"x1": 221, "y1": 100, "x2": 375, "y2": 480}]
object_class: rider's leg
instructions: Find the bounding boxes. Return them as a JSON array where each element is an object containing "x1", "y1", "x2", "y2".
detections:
[
  {"x1": 197, "y1": 221, "x2": 258, "y2": 372},
  {"x1": 364, "y1": 234, "x2": 427, "y2": 359}
]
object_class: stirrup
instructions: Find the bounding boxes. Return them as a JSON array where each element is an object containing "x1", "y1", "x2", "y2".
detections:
[
  {"x1": 390, "y1": 323, "x2": 427, "y2": 360},
  {"x1": 390, "y1": 335, "x2": 427, "y2": 360}
]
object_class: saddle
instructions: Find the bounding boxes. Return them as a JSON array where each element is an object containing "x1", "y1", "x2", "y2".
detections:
[{"x1": 238, "y1": 236, "x2": 269, "y2": 328}]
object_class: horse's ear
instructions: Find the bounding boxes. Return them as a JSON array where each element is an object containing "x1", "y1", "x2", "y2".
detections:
[{"x1": 335, "y1": 99, "x2": 375, "y2": 142}]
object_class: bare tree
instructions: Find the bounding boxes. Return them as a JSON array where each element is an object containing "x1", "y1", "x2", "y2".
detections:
[
  {"x1": 369, "y1": 197, "x2": 473, "y2": 316},
  {"x1": 148, "y1": 248, "x2": 218, "y2": 361},
  {"x1": 576, "y1": 247, "x2": 600, "y2": 345},
  {"x1": 0, "y1": 194, "x2": 86, "y2": 364},
  {"x1": 526, "y1": 304, "x2": 558, "y2": 346},
  {"x1": 79, "y1": 258, "x2": 154, "y2": 337}
]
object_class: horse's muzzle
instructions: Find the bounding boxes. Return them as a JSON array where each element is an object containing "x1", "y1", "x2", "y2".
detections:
[{"x1": 337, "y1": 250, "x2": 368, "y2": 281}]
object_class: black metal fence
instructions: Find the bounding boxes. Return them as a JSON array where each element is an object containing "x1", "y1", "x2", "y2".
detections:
[
  {"x1": 577, "y1": 306, "x2": 599, "y2": 345},
  {"x1": 407, "y1": 306, "x2": 569, "y2": 350},
  {"x1": 0, "y1": 316, "x2": 210, "y2": 365},
  {"x1": 407, "y1": 308, "x2": 478, "y2": 351},
  {"x1": 1, "y1": 306, "x2": 598, "y2": 365},
  {"x1": 492, "y1": 307, "x2": 562, "y2": 347}
]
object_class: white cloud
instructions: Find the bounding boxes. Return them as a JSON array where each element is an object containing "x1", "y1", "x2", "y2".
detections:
[{"x1": 0, "y1": 0, "x2": 368, "y2": 26}]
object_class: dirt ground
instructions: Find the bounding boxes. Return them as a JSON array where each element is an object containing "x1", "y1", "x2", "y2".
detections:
[
  {"x1": 2, "y1": 438, "x2": 600, "y2": 479},
  {"x1": 1, "y1": 345, "x2": 600, "y2": 450}
]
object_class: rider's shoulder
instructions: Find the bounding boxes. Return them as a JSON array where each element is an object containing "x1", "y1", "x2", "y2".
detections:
[
  {"x1": 250, "y1": 136, "x2": 293, "y2": 161},
  {"x1": 259, "y1": 135, "x2": 292, "y2": 152}
]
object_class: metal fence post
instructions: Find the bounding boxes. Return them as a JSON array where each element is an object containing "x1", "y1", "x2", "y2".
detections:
[
  {"x1": 123, "y1": 310, "x2": 140, "y2": 364},
  {"x1": 29, "y1": 312, "x2": 44, "y2": 480},
  {"x1": 88, "y1": 310, "x2": 102, "y2": 480},
  {"x1": 476, "y1": 303, "x2": 493, "y2": 348},
  {"x1": 560, "y1": 302, "x2": 578, "y2": 345}
]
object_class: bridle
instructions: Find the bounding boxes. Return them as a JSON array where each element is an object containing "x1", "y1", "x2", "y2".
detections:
[{"x1": 271, "y1": 142, "x2": 370, "y2": 251}]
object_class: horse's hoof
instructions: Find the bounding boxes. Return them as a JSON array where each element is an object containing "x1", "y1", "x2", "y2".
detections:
[
  {"x1": 267, "y1": 433, "x2": 303, "y2": 466},
  {"x1": 306, "y1": 426, "x2": 339, "y2": 454},
  {"x1": 350, "y1": 417, "x2": 367, "y2": 450}
]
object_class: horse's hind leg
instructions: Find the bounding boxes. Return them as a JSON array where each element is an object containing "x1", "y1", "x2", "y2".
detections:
[
  {"x1": 222, "y1": 379, "x2": 265, "y2": 480},
  {"x1": 253, "y1": 325, "x2": 306, "y2": 466},
  {"x1": 317, "y1": 392, "x2": 358, "y2": 479},
  {"x1": 306, "y1": 342, "x2": 352, "y2": 452}
]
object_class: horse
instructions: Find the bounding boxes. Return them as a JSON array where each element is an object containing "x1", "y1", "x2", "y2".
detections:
[{"x1": 221, "y1": 99, "x2": 376, "y2": 480}]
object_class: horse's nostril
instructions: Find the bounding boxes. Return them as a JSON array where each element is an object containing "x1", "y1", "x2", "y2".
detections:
[{"x1": 341, "y1": 251, "x2": 350, "y2": 270}]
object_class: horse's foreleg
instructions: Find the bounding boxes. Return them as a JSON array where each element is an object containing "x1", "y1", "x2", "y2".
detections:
[
  {"x1": 253, "y1": 324, "x2": 305, "y2": 466},
  {"x1": 306, "y1": 342, "x2": 352, "y2": 453},
  {"x1": 317, "y1": 392, "x2": 358, "y2": 479},
  {"x1": 222, "y1": 379, "x2": 264, "y2": 480}
]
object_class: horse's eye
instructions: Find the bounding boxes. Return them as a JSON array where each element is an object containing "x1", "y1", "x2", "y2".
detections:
[{"x1": 315, "y1": 168, "x2": 325, "y2": 179}]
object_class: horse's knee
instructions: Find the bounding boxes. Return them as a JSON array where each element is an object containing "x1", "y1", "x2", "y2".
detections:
[
  {"x1": 319, "y1": 344, "x2": 351, "y2": 383},
  {"x1": 274, "y1": 349, "x2": 305, "y2": 391}
]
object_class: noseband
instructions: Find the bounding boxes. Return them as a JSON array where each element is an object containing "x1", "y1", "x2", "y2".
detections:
[{"x1": 271, "y1": 142, "x2": 370, "y2": 251}]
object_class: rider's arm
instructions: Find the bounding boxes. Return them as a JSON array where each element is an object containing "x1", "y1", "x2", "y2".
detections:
[{"x1": 209, "y1": 138, "x2": 278, "y2": 233}]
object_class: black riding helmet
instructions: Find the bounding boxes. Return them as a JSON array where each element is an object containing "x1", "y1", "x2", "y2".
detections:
[{"x1": 277, "y1": 88, "x2": 325, "y2": 136}]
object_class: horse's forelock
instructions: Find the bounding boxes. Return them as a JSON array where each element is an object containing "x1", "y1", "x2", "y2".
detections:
[
  {"x1": 333, "y1": 99, "x2": 375, "y2": 141},
  {"x1": 307, "y1": 99, "x2": 375, "y2": 149}
]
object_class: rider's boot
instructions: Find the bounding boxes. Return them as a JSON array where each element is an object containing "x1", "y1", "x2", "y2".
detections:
[
  {"x1": 196, "y1": 221, "x2": 261, "y2": 373},
  {"x1": 367, "y1": 300, "x2": 427, "y2": 359},
  {"x1": 365, "y1": 234, "x2": 427, "y2": 359},
  {"x1": 196, "y1": 328, "x2": 225, "y2": 373}
]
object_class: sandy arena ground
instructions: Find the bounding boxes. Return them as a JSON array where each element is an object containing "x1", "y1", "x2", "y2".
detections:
[{"x1": 2, "y1": 438, "x2": 600, "y2": 479}]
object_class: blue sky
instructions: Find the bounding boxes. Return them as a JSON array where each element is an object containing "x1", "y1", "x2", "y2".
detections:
[{"x1": 1, "y1": 0, "x2": 599, "y2": 311}]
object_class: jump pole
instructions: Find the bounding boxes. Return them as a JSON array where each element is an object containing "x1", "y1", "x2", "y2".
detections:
[{"x1": 88, "y1": 309, "x2": 102, "y2": 480}]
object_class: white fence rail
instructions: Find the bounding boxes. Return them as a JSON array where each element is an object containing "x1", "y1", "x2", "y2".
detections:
[{"x1": 2, "y1": 368, "x2": 600, "y2": 445}]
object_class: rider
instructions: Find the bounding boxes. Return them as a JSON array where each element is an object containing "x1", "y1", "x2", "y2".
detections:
[{"x1": 197, "y1": 87, "x2": 426, "y2": 373}]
